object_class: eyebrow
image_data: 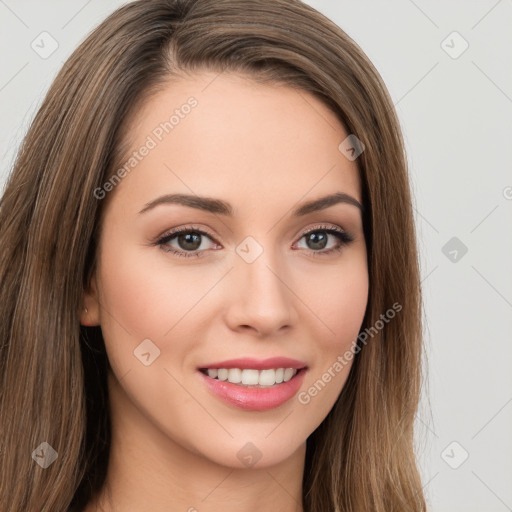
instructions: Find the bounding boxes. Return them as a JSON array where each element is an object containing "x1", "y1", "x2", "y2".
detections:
[{"x1": 138, "y1": 191, "x2": 364, "y2": 216}]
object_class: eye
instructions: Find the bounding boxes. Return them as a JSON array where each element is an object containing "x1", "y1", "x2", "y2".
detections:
[
  {"x1": 155, "y1": 226, "x2": 218, "y2": 258},
  {"x1": 154, "y1": 223, "x2": 355, "y2": 259},
  {"x1": 294, "y1": 224, "x2": 355, "y2": 257}
]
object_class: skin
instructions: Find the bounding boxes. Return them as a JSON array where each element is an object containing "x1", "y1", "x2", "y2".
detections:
[{"x1": 81, "y1": 71, "x2": 369, "y2": 512}]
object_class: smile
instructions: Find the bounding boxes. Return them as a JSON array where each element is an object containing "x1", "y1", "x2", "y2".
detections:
[
  {"x1": 199, "y1": 367, "x2": 298, "y2": 387},
  {"x1": 198, "y1": 367, "x2": 307, "y2": 411}
]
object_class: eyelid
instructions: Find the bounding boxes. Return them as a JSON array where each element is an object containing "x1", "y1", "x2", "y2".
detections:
[
  {"x1": 291, "y1": 221, "x2": 353, "y2": 241},
  {"x1": 155, "y1": 222, "x2": 349, "y2": 243},
  {"x1": 153, "y1": 224, "x2": 218, "y2": 244},
  {"x1": 298, "y1": 223, "x2": 347, "y2": 238}
]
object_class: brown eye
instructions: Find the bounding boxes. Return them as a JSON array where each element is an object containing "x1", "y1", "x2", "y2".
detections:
[
  {"x1": 156, "y1": 227, "x2": 218, "y2": 258},
  {"x1": 174, "y1": 232, "x2": 203, "y2": 251},
  {"x1": 295, "y1": 226, "x2": 354, "y2": 256},
  {"x1": 304, "y1": 231, "x2": 329, "y2": 250}
]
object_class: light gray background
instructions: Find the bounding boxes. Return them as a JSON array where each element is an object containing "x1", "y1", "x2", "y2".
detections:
[{"x1": 1, "y1": 1, "x2": 511, "y2": 511}]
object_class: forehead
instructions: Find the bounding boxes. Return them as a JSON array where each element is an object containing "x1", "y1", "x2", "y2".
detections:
[{"x1": 109, "y1": 71, "x2": 362, "y2": 213}]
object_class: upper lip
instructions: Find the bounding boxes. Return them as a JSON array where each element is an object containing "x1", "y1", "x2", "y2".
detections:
[{"x1": 198, "y1": 357, "x2": 308, "y2": 370}]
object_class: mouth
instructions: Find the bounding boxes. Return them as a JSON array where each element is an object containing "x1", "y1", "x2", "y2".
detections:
[
  {"x1": 198, "y1": 367, "x2": 305, "y2": 388},
  {"x1": 197, "y1": 358, "x2": 308, "y2": 411}
]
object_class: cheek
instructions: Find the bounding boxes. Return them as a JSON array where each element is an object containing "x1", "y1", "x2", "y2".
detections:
[
  {"x1": 299, "y1": 256, "x2": 368, "y2": 402},
  {"x1": 97, "y1": 235, "x2": 368, "y2": 355},
  {"x1": 97, "y1": 243, "x2": 207, "y2": 342},
  {"x1": 307, "y1": 257, "x2": 369, "y2": 350}
]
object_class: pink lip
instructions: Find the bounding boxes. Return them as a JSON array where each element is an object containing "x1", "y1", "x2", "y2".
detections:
[
  {"x1": 198, "y1": 368, "x2": 307, "y2": 411},
  {"x1": 198, "y1": 357, "x2": 307, "y2": 370}
]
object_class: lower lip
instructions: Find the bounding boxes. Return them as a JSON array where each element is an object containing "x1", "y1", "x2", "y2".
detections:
[{"x1": 198, "y1": 369, "x2": 307, "y2": 411}]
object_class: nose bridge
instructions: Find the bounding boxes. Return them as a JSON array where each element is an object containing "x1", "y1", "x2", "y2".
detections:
[{"x1": 227, "y1": 237, "x2": 296, "y2": 333}]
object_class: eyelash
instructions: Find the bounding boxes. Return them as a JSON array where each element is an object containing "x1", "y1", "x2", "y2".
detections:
[{"x1": 154, "y1": 224, "x2": 355, "y2": 259}]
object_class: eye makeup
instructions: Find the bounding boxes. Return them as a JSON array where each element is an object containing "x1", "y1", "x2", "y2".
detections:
[{"x1": 153, "y1": 223, "x2": 355, "y2": 259}]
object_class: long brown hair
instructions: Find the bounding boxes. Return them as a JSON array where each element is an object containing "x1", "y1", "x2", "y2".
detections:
[{"x1": 0, "y1": 1, "x2": 426, "y2": 510}]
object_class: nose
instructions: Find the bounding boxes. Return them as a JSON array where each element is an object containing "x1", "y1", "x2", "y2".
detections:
[{"x1": 224, "y1": 249, "x2": 298, "y2": 337}]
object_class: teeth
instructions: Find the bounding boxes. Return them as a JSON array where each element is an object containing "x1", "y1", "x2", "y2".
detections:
[
  {"x1": 228, "y1": 368, "x2": 242, "y2": 383},
  {"x1": 258, "y1": 369, "x2": 276, "y2": 386},
  {"x1": 242, "y1": 369, "x2": 259, "y2": 385},
  {"x1": 283, "y1": 368, "x2": 295, "y2": 381},
  {"x1": 203, "y1": 367, "x2": 299, "y2": 387}
]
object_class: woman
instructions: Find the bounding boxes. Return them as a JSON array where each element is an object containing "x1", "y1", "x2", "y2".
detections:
[{"x1": 0, "y1": 0, "x2": 426, "y2": 510}]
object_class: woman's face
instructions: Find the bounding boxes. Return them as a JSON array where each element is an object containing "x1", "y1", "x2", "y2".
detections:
[{"x1": 84, "y1": 71, "x2": 368, "y2": 469}]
